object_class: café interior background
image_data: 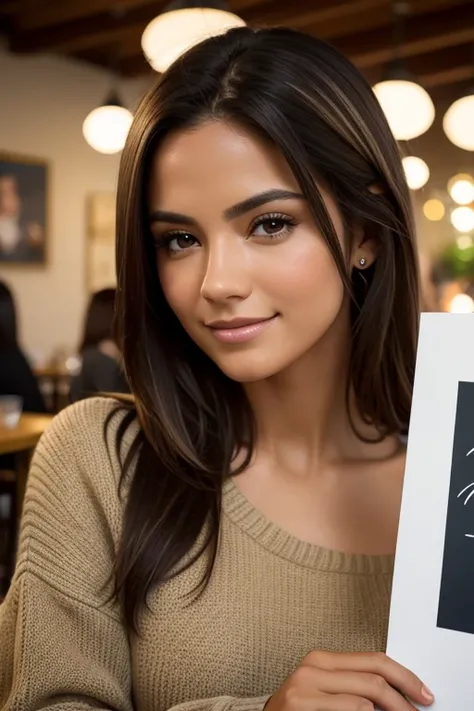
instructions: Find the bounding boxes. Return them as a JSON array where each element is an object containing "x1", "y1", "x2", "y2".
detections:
[{"x1": 0, "y1": 0, "x2": 473, "y2": 372}]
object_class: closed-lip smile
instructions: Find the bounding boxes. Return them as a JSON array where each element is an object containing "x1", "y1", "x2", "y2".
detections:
[
  {"x1": 206, "y1": 316, "x2": 274, "y2": 329},
  {"x1": 205, "y1": 315, "x2": 278, "y2": 344}
]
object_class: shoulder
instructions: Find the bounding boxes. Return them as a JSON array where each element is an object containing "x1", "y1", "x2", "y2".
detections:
[
  {"x1": 16, "y1": 396, "x2": 140, "y2": 605},
  {"x1": 32, "y1": 396, "x2": 140, "y2": 517},
  {"x1": 39, "y1": 395, "x2": 138, "y2": 466}
]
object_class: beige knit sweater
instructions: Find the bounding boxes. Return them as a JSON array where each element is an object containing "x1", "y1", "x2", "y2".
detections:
[{"x1": 0, "y1": 397, "x2": 394, "y2": 711}]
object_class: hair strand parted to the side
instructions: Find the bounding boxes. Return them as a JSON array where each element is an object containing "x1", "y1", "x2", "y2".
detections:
[{"x1": 111, "y1": 26, "x2": 419, "y2": 632}]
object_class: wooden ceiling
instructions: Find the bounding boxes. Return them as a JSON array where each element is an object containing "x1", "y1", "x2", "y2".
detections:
[{"x1": 1, "y1": 0, "x2": 473, "y2": 96}]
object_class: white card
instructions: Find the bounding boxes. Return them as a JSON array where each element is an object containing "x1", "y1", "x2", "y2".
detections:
[{"x1": 387, "y1": 313, "x2": 474, "y2": 710}]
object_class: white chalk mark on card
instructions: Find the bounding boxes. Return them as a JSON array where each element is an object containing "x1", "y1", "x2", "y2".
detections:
[{"x1": 457, "y1": 482, "x2": 474, "y2": 505}]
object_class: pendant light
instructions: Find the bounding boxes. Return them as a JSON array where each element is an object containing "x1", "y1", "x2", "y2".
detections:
[
  {"x1": 402, "y1": 155, "x2": 430, "y2": 190},
  {"x1": 443, "y1": 93, "x2": 474, "y2": 151},
  {"x1": 448, "y1": 174, "x2": 474, "y2": 205},
  {"x1": 142, "y1": 0, "x2": 245, "y2": 74},
  {"x1": 83, "y1": 90, "x2": 133, "y2": 155},
  {"x1": 373, "y1": 2, "x2": 435, "y2": 140},
  {"x1": 423, "y1": 198, "x2": 445, "y2": 222},
  {"x1": 451, "y1": 206, "x2": 474, "y2": 233},
  {"x1": 443, "y1": 44, "x2": 474, "y2": 151}
]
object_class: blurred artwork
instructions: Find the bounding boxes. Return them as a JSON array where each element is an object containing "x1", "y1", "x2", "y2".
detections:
[
  {"x1": 0, "y1": 154, "x2": 47, "y2": 264},
  {"x1": 86, "y1": 192, "x2": 116, "y2": 293}
]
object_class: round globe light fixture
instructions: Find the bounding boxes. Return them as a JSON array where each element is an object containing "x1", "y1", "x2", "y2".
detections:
[
  {"x1": 373, "y1": 64, "x2": 435, "y2": 141},
  {"x1": 83, "y1": 92, "x2": 133, "y2": 154},
  {"x1": 451, "y1": 206, "x2": 474, "y2": 233},
  {"x1": 142, "y1": 1, "x2": 245, "y2": 74},
  {"x1": 449, "y1": 293, "x2": 474, "y2": 313},
  {"x1": 448, "y1": 174, "x2": 474, "y2": 206},
  {"x1": 402, "y1": 156, "x2": 430, "y2": 191},
  {"x1": 423, "y1": 198, "x2": 445, "y2": 221},
  {"x1": 443, "y1": 93, "x2": 474, "y2": 151},
  {"x1": 457, "y1": 235, "x2": 473, "y2": 250}
]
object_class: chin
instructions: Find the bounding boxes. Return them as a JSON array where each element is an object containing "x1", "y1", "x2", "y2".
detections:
[
  {"x1": 213, "y1": 354, "x2": 285, "y2": 384},
  {"x1": 222, "y1": 369, "x2": 271, "y2": 384}
]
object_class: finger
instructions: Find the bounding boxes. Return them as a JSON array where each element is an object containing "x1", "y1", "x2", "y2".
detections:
[
  {"x1": 302, "y1": 652, "x2": 433, "y2": 707},
  {"x1": 306, "y1": 669, "x2": 416, "y2": 711},
  {"x1": 314, "y1": 693, "x2": 374, "y2": 711}
]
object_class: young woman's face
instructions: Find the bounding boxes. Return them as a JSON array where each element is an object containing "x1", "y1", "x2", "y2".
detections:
[{"x1": 149, "y1": 121, "x2": 358, "y2": 383}]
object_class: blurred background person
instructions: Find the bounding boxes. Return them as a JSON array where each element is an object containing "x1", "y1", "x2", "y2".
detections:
[
  {"x1": 0, "y1": 280, "x2": 47, "y2": 414},
  {"x1": 70, "y1": 288, "x2": 129, "y2": 401}
]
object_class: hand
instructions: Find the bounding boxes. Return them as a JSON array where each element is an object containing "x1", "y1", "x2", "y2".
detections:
[{"x1": 265, "y1": 651, "x2": 434, "y2": 711}]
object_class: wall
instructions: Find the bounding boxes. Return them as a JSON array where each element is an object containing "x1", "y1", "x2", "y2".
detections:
[{"x1": 0, "y1": 46, "x2": 150, "y2": 361}]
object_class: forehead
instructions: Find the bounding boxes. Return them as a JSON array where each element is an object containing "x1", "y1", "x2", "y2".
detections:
[{"x1": 148, "y1": 120, "x2": 300, "y2": 209}]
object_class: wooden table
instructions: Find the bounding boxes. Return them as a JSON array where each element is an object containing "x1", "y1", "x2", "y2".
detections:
[
  {"x1": 0, "y1": 413, "x2": 53, "y2": 586},
  {"x1": 0, "y1": 413, "x2": 53, "y2": 456},
  {"x1": 0, "y1": 413, "x2": 54, "y2": 514}
]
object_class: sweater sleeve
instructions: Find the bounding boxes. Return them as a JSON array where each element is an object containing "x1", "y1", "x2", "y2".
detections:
[{"x1": 0, "y1": 398, "x2": 270, "y2": 711}]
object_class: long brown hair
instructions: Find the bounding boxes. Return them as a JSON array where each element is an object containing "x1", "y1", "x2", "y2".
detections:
[{"x1": 112, "y1": 26, "x2": 419, "y2": 631}]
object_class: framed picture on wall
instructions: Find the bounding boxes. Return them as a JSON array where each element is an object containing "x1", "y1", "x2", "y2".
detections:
[
  {"x1": 86, "y1": 191, "x2": 116, "y2": 294},
  {"x1": 0, "y1": 152, "x2": 48, "y2": 265}
]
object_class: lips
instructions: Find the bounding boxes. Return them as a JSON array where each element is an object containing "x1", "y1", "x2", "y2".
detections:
[
  {"x1": 206, "y1": 316, "x2": 275, "y2": 330},
  {"x1": 206, "y1": 315, "x2": 278, "y2": 344}
]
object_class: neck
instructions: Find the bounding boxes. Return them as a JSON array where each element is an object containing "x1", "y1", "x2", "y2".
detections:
[{"x1": 244, "y1": 310, "x2": 395, "y2": 475}]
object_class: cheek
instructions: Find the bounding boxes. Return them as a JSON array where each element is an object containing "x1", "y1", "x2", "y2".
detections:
[
  {"x1": 157, "y1": 258, "x2": 198, "y2": 323},
  {"x1": 268, "y1": 237, "x2": 344, "y2": 307}
]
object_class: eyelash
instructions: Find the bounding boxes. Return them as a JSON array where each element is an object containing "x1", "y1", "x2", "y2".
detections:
[{"x1": 154, "y1": 212, "x2": 299, "y2": 254}]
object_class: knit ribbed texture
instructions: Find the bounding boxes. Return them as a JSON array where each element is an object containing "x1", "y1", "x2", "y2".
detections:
[{"x1": 0, "y1": 397, "x2": 394, "y2": 711}]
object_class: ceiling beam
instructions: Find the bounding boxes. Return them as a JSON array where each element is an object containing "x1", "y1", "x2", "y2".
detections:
[
  {"x1": 6, "y1": 0, "x2": 474, "y2": 80},
  {"x1": 8, "y1": 2, "x2": 166, "y2": 53},
  {"x1": 14, "y1": 0, "x2": 277, "y2": 30},
  {"x1": 17, "y1": 0, "x2": 158, "y2": 31},
  {"x1": 112, "y1": 0, "x2": 474, "y2": 56},
  {"x1": 0, "y1": 0, "x2": 43, "y2": 14},
  {"x1": 245, "y1": 0, "x2": 471, "y2": 35},
  {"x1": 364, "y1": 44, "x2": 474, "y2": 87},
  {"x1": 333, "y1": 3, "x2": 474, "y2": 68},
  {"x1": 0, "y1": 0, "x2": 397, "y2": 53},
  {"x1": 245, "y1": 0, "x2": 383, "y2": 27},
  {"x1": 54, "y1": 0, "x2": 388, "y2": 58}
]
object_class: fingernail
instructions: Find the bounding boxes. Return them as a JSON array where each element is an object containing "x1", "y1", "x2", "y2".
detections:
[{"x1": 421, "y1": 685, "x2": 434, "y2": 701}]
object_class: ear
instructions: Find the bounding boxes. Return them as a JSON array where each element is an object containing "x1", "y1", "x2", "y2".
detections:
[{"x1": 350, "y1": 224, "x2": 378, "y2": 270}]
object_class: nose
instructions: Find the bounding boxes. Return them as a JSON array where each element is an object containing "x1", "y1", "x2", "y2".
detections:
[{"x1": 200, "y1": 236, "x2": 252, "y2": 303}]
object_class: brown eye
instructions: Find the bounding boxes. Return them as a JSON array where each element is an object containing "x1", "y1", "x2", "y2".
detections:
[
  {"x1": 261, "y1": 219, "x2": 286, "y2": 234},
  {"x1": 168, "y1": 233, "x2": 198, "y2": 252},
  {"x1": 251, "y1": 214, "x2": 297, "y2": 239}
]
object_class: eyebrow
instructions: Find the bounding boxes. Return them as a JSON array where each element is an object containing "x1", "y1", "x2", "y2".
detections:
[{"x1": 149, "y1": 189, "x2": 304, "y2": 226}]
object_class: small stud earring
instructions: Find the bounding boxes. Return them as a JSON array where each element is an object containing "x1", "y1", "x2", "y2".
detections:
[{"x1": 359, "y1": 257, "x2": 366, "y2": 267}]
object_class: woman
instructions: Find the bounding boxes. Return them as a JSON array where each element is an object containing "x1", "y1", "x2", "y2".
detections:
[
  {"x1": 0, "y1": 280, "x2": 46, "y2": 414},
  {"x1": 70, "y1": 288, "x2": 129, "y2": 401},
  {"x1": 0, "y1": 28, "x2": 433, "y2": 711}
]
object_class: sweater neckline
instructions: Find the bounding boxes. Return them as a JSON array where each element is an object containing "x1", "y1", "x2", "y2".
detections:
[{"x1": 222, "y1": 477, "x2": 394, "y2": 575}]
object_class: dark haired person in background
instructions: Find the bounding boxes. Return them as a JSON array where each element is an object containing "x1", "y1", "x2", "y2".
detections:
[
  {"x1": 1, "y1": 28, "x2": 434, "y2": 711},
  {"x1": 70, "y1": 288, "x2": 129, "y2": 401},
  {"x1": 0, "y1": 280, "x2": 46, "y2": 414},
  {"x1": 0, "y1": 281, "x2": 46, "y2": 591}
]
